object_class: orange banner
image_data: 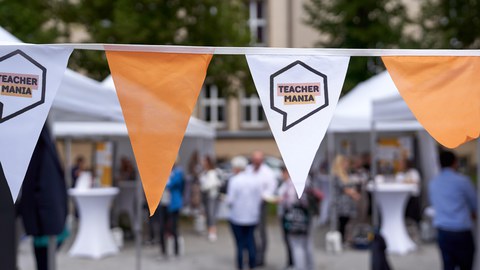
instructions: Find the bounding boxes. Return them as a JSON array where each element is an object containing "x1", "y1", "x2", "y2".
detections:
[
  {"x1": 106, "y1": 51, "x2": 212, "y2": 214},
  {"x1": 383, "y1": 56, "x2": 480, "y2": 148}
]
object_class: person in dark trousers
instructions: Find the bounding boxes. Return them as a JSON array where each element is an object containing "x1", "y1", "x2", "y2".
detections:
[
  {"x1": 371, "y1": 231, "x2": 391, "y2": 270},
  {"x1": 158, "y1": 163, "x2": 184, "y2": 258},
  {"x1": 226, "y1": 156, "x2": 263, "y2": 270},
  {"x1": 429, "y1": 151, "x2": 477, "y2": 270},
  {"x1": 19, "y1": 124, "x2": 68, "y2": 270}
]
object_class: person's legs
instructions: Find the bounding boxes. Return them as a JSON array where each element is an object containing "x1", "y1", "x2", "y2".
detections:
[
  {"x1": 255, "y1": 201, "x2": 267, "y2": 266},
  {"x1": 437, "y1": 229, "x2": 457, "y2": 270},
  {"x1": 230, "y1": 222, "x2": 243, "y2": 270},
  {"x1": 158, "y1": 205, "x2": 169, "y2": 256},
  {"x1": 202, "y1": 192, "x2": 211, "y2": 227},
  {"x1": 338, "y1": 216, "x2": 349, "y2": 243},
  {"x1": 452, "y1": 230, "x2": 474, "y2": 270},
  {"x1": 148, "y1": 210, "x2": 160, "y2": 243},
  {"x1": 170, "y1": 210, "x2": 180, "y2": 256},
  {"x1": 305, "y1": 231, "x2": 315, "y2": 270},
  {"x1": 288, "y1": 234, "x2": 306, "y2": 270},
  {"x1": 207, "y1": 197, "x2": 218, "y2": 240},
  {"x1": 33, "y1": 246, "x2": 48, "y2": 270},
  {"x1": 244, "y1": 225, "x2": 257, "y2": 270},
  {"x1": 280, "y1": 217, "x2": 294, "y2": 268}
]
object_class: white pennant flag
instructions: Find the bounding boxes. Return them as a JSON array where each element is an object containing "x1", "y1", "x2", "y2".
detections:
[
  {"x1": 0, "y1": 45, "x2": 73, "y2": 201},
  {"x1": 246, "y1": 55, "x2": 349, "y2": 195}
]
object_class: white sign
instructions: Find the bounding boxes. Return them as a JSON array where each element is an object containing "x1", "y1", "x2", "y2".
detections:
[
  {"x1": 0, "y1": 45, "x2": 72, "y2": 201},
  {"x1": 246, "y1": 55, "x2": 350, "y2": 195}
]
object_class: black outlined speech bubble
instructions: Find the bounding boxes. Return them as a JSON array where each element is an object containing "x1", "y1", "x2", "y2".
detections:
[
  {"x1": 270, "y1": 60, "x2": 328, "y2": 131},
  {"x1": 0, "y1": 50, "x2": 46, "y2": 123}
]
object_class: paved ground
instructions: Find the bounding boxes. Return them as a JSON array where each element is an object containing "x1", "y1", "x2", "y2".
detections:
[{"x1": 17, "y1": 220, "x2": 441, "y2": 270}]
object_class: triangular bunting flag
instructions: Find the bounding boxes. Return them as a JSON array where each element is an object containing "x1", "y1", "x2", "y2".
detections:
[
  {"x1": 105, "y1": 50, "x2": 212, "y2": 215},
  {"x1": 0, "y1": 45, "x2": 73, "y2": 201},
  {"x1": 246, "y1": 55, "x2": 350, "y2": 195},
  {"x1": 383, "y1": 56, "x2": 480, "y2": 148}
]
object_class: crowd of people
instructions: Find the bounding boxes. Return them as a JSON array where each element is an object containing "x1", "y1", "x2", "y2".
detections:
[
  {"x1": 143, "y1": 150, "x2": 426, "y2": 270},
  {"x1": 65, "y1": 149, "x2": 477, "y2": 270}
]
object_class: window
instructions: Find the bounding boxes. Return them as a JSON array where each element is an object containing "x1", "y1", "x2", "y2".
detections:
[
  {"x1": 199, "y1": 84, "x2": 226, "y2": 128},
  {"x1": 240, "y1": 91, "x2": 267, "y2": 128},
  {"x1": 249, "y1": 0, "x2": 267, "y2": 46}
]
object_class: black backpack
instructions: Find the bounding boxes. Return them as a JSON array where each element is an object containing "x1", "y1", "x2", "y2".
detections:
[{"x1": 282, "y1": 203, "x2": 311, "y2": 235}]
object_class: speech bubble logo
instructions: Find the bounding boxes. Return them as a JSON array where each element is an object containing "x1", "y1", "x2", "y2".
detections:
[
  {"x1": 270, "y1": 60, "x2": 328, "y2": 131},
  {"x1": 0, "y1": 50, "x2": 46, "y2": 123}
]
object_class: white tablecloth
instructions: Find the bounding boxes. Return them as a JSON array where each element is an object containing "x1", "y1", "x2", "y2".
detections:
[
  {"x1": 68, "y1": 187, "x2": 119, "y2": 259},
  {"x1": 368, "y1": 182, "x2": 418, "y2": 255}
]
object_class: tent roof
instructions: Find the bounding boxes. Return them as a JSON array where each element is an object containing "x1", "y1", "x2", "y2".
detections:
[
  {"x1": 101, "y1": 75, "x2": 115, "y2": 89},
  {"x1": 329, "y1": 71, "x2": 422, "y2": 132}
]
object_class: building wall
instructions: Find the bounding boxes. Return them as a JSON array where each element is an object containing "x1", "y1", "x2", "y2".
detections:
[
  {"x1": 267, "y1": 0, "x2": 320, "y2": 48},
  {"x1": 215, "y1": 138, "x2": 280, "y2": 160}
]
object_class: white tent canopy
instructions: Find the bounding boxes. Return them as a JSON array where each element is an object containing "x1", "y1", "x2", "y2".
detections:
[
  {"x1": 372, "y1": 95, "x2": 417, "y2": 122},
  {"x1": 330, "y1": 71, "x2": 422, "y2": 132}
]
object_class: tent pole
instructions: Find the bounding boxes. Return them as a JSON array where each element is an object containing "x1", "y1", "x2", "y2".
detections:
[
  {"x1": 64, "y1": 138, "x2": 72, "y2": 188},
  {"x1": 327, "y1": 132, "x2": 337, "y2": 232},
  {"x1": 370, "y1": 121, "x2": 379, "y2": 228},
  {"x1": 135, "y1": 173, "x2": 143, "y2": 270}
]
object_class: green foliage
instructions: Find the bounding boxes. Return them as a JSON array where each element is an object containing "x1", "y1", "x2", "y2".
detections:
[
  {"x1": 419, "y1": 0, "x2": 480, "y2": 49},
  {"x1": 0, "y1": 0, "x2": 67, "y2": 43},
  {"x1": 303, "y1": 0, "x2": 414, "y2": 94},
  {"x1": 61, "y1": 0, "x2": 252, "y2": 93}
]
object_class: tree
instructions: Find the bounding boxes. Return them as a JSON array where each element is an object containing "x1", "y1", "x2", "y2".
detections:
[
  {"x1": 59, "y1": 0, "x2": 252, "y2": 94},
  {"x1": 419, "y1": 0, "x2": 480, "y2": 49},
  {"x1": 303, "y1": 0, "x2": 416, "y2": 93},
  {"x1": 0, "y1": 0, "x2": 67, "y2": 43}
]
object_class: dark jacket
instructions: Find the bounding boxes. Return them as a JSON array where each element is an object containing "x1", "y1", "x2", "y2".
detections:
[{"x1": 19, "y1": 124, "x2": 67, "y2": 236}]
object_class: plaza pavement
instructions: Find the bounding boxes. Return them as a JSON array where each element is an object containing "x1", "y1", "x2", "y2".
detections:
[{"x1": 17, "y1": 220, "x2": 441, "y2": 270}]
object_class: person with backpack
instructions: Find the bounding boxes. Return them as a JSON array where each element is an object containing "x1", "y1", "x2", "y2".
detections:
[{"x1": 278, "y1": 166, "x2": 318, "y2": 270}]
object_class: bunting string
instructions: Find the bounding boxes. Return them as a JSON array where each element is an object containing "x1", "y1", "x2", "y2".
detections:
[{"x1": 2, "y1": 43, "x2": 480, "y2": 56}]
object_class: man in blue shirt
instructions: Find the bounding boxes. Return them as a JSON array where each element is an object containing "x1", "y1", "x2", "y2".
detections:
[{"x1": 429, "y1": 151, "x2": 477, "y2": 270}]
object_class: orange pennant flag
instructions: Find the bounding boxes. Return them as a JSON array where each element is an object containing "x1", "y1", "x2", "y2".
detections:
[
  {"x1": 106, "y1": 51, "x2": 212, "y2": 214},
  {"x1": 383, "y1": 56, "x2": 480, "y2": 148}
]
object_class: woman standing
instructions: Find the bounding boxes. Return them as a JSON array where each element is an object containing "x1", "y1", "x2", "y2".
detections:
[
  {"x1": 332, "y1": 155, "x2": 361, "y2": 244},
  {"x1": 199, "y1": 156, "x2": 222, "y2": 241}
]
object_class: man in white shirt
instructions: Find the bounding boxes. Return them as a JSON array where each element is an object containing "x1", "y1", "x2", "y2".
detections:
[
  {"x1": 246, "y1": 150, "x2": 277, "y2": 267},
  {"x1": 227, "y1": 156, "x2": 263, "y2": 270}
]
